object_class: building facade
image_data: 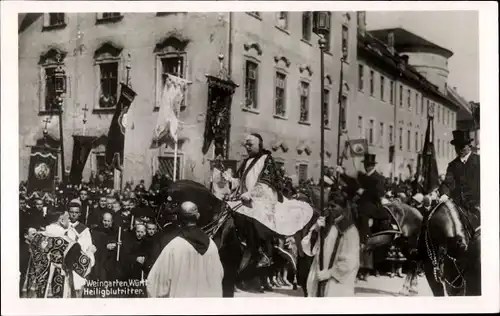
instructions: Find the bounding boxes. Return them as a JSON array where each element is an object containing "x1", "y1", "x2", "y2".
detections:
[
  {"x1": 350, "y1": 14, "x2": 462, "y2": 179},
  {"x1": 19, "y1": 12, "x2": 358, "y2": 187}
]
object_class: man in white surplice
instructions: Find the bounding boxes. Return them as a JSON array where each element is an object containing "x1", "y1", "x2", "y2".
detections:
[
  {"x1": 66, "y1": 199, "x2": 96, "y2": 297},
  {"x1": 225, "y1": 134, "x2": 313, "y2": 270},
  {"x1": 146, "y1": 201, "x2": 223, "y2": 297}
]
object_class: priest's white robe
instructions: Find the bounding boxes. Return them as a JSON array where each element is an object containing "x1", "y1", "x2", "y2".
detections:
[
  {"x1": 227, "y1": 154, "x2": 313, "y2": 236},
  {"x1": 301, "y1": 223, "x2": 360, "y2": 297},
  {"x1": 146, "y1": 237, "x2": 223, "y2": 298},
  {"x1": 67, "y1": 222, "x2": 95, "y2": 291}
]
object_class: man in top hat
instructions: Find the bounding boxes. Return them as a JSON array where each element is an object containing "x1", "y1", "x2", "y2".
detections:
[
  {"x1": 336, "y1": 153, "x2": 393, "y2": 245},
  {"x1": 438, "y1": 130, "x2": 480, "y2": 217}
]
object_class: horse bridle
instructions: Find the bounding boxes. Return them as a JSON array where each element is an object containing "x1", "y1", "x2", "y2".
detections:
[{"x1": 424, "y1": 200, "x2": 467, "y2": 295}]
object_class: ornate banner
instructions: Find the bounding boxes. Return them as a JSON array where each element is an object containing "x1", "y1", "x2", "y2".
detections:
[
  {"x1": 27, "y1": 146, "x2": 58, "y2": 192},
  {"x1": 202, "y1": 75, "x2": 238, "y2": 158}
]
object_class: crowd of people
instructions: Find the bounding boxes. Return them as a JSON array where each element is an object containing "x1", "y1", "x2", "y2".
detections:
[
  {"x1": 18, "y1": 129, "x2": 480, "y2": 298},
  {"x1": 19, "y1": 171, "x2": 177, "y2": 298}
]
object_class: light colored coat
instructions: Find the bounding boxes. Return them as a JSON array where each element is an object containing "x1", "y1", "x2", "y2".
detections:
[
  {"x1": 228, "y1": 154, "x2": 313, "y2": 236},
  {"x1": 146, "y1": 237, "x2": 223, "y2": 298},
  {"x1": 67, "y1": 222, "x2": 95, "y2": 290},
  {"x1": 301, "y1": 223, "x2": 360, "y2": 297}
]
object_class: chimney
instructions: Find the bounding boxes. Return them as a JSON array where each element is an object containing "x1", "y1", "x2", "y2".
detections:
[
  {"x1": 357, "y1": 11, "x2": 366, "y2": 35},
  {"x1": 387, "y1": 31, "x2": 395, "y2": 54}
]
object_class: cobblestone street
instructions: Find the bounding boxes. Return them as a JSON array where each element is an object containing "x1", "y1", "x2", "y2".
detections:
[{"x1": 235, "y1": 275, "x2": 433, "y2": 297}]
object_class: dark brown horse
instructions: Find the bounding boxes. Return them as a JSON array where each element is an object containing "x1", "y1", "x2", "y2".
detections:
[{"x1": 420, "y1": 199, "x2": 481, "y2": 296}]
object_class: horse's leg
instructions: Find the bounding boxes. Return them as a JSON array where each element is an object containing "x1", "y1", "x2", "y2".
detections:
[
  {"x1": 464, "y1": 235, "x2": 481, "y2": 296},
  {"x1": 399, "y1": 259, "x2": 417, "y2": 296},
  {"x1": 423, "y1": 260, "x2": 445, "y2": 296}
]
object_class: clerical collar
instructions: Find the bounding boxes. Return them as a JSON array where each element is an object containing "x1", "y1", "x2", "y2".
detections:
[
  {"x1": 460, "y1": 151, "x2": 472, "y2": 164},
  {"x1": 70, "y1": 221, "x2": 79, "y2": 227}
]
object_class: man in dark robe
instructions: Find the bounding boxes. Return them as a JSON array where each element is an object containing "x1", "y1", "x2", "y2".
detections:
[
  {"x1": 144, "y1": 212, "x2": 180, "y2": 275},
  {"x1": 19, "y1": 195, "x2": 44, "y2": 239},
  {"x1": 87, "y1": 196, "x2": 108, "y2": 230},
  {"x1": 90, "y1": 212, "x2": 122, "y2": 285},
  {"x1": 19, "y1": 227, "x2": 37, "y2": 296},
  {"x1": 77, "y1": 188, "x2": 92, "y2": 226},
  {"x1": 121, "y1": 223, "x2": 149, "y2": 297}
]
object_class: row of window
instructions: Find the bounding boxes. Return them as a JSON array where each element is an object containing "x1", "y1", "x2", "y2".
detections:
[
  {"x1": 41, "y1": 42, "x2": 186, "y2": 112},
  {"x1": 43, "y1": 12, "x2": 122, "y2": 29},
  {"x1": 247, "y1": 12, "x2": 350, "y2": 59},
  {"x1": 44, "y1": 12, "x2": 350, "y2": 60},
  {"x1": 244, "y1": 60, "x2": 347, "y2": 127},
  {"x1": 357, "y1": 115, "x2": 455, "y2": 159},
  {"x1": 358, "y1": 63, "x2": 456, "y2": 129}
]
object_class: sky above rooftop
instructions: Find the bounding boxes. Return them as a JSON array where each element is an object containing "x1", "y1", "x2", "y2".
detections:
[{"x1": 366, "y1": 11, "x2": 479, "y2": 102}]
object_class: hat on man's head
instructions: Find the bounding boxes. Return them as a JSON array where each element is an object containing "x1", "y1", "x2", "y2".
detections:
[
  {"x1": 450, "y1": 130, "x2": 474, "y2": 146},
  {"x1": 69, "y1": 199, "x2": 82, "y2": 207},
  {"x1": 412, "y1": 193, "x2": 424, "y2": 205},
  {"x1": 362, "y1": 153, "x2": 377, "y2": 166}
]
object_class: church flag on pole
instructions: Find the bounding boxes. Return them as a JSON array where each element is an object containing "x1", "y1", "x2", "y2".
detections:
[
  {"x1": 420, "y1": 113, "x2": 440, "y2": 194},
  {"x1": 27, "y1": 146, "x2": 58, "y2": 193},
  {"x1": 153, "y1": 74, "x2": 190, "y2": 145},
  {"x1": 105, "y1": 83, "x2": 137, "y2": 170},
  {"x1": 347, "y1": 138, "x2": 368, "y2": 157},
  {"x1": 69, "y1": 135, "x2": 96, "y2": 185}
]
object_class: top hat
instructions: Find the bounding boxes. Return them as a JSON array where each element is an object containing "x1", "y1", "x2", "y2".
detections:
[
  {"x1": 450, "y1": 130, "x2": 473, "y2": 146},
  {"x1": 362, "y1": 153, "x2": 377, "y2": 165}
]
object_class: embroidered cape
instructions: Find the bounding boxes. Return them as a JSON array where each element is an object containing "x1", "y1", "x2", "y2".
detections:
[{"x1": 22, "y1": 233, "x2": 92, "y2": 298}]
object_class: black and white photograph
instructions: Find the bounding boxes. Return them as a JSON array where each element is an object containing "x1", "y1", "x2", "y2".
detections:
[{"x1": 1, "y1": 1, "x2": 499, "y2": 315}]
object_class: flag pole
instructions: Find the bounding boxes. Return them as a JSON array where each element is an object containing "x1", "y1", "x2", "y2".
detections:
[{"x1": 173, "y1": 140, "x2": 178, "y2": 182}]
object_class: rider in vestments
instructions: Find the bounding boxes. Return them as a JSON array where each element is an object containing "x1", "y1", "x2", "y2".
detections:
[
  {"x1": 226, "y1": 133, "x2": 313, "y2": 269},
  {"x1": 22, "y1": 208, "x2": 92, "y2": 298},
  {"x1": 437, "y1": 130, "x2": 480, "y2": 223}
]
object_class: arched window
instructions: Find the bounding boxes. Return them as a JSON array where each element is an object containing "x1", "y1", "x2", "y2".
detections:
[
  {"x1": 154, "y1": 35, "x2": 190, "y2": 110},
  {"x1": 93, "y1": 42, "x2": 123, "y2": 110},
  {"x1": 38, "y1": 47, "x2": 67, "y2": 113}
]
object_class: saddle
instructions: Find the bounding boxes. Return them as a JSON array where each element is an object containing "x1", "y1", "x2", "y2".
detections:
[{"x1": 454, "y1": 203, "x2": 480, "y2": 242}]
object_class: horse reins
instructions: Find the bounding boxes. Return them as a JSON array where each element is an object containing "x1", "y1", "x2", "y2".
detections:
[{"x1": 424, "y1": 201, "x2": 467, "y2": 294}]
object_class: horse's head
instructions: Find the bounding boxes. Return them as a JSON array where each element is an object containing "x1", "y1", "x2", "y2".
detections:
[{"x1": 428, "y1": 200, "x2": 469, "y2": 258}]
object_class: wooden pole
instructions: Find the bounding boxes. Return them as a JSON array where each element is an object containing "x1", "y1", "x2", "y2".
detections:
[
  {"x1": 173, "y1": 140, "x2": 178, "y2": 181},
  {"x1": 116, "y1": 226, "x2": 122, "y2": 261},
  {"x1": 317, "y1": 34, "x2": 326, "y2": 297}
]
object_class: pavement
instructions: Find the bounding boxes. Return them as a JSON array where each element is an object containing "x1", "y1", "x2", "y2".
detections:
[{"x1": 234, "y1": 274, "x2": 433, "y2": 297}]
